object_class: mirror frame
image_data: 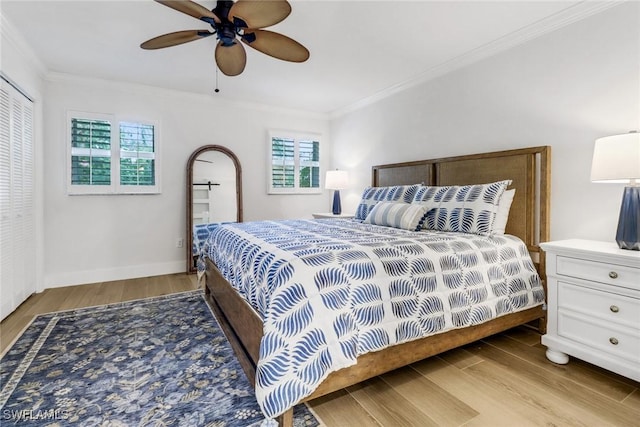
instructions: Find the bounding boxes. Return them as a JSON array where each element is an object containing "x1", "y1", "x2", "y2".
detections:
[{"x1": 186, "y1": 145, "x2": 243, "y2": 273}]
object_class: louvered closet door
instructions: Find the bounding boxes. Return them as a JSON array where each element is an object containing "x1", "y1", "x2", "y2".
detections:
[{"x1": 0, "y1": 78, "x2": 35, "y2": 320}]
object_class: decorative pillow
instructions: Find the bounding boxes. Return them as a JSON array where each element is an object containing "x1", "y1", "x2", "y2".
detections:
[
  {"x1": 364, "y1": 202, "x2": 430, "y2": 231},
  {"x1": 492, "y1": 189, "x2": 515, "y2": 235},
  {"x1": 412, "y1": 180, "x2": 511, "y2": 235},
  {"x1": 355, "y1": 184, "x2": 421, "y2": 221}
]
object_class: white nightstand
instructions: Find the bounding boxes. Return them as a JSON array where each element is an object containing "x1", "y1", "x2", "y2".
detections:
[
  {"x1": 540, "y1": 239, "x2": 640, "y2": 381},
  {"x1": 312, "y1": 212, "x2": 354, "y2": 219}
]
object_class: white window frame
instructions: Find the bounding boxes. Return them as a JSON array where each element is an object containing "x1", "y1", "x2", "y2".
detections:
[
  {"x1": 66, "y1": 111, "x2": 161, "y2": 195},
  {"x1": 268, "y1": 130, "x2": 322, "y2": 195}
]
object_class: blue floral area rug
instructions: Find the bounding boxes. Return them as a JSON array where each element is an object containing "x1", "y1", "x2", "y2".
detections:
[{"x1": 0, "y1": 291, "x2": 321, "y2": 426}]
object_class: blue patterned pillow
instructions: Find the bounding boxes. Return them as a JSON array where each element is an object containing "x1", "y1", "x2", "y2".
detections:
[
  {"x1": 364, "y1": 202, "x2": 431, "y2": 231},
  {"x1": 411, "y1": 180, "x2": 511, "y2": 235},
  {"x1": 355, "y1": 184, "x2": 421, "y2": 221}
]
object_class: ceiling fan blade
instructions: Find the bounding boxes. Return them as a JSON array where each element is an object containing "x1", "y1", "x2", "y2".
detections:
[
  {"x1": 141, "y1": 30, "x2": 214, "y2": 50},
  {"x1": 155, "y1": 0, "x2": 220, "y2": 24},
  {"x1": 242, "y1": 30, "x2": 309, "y2": 63},
  {"x1": 229, "y1": 0, "x2": 291, "y2": 29},
  {"x1": 215, "y1": 41, "x2": 247, "y2": 76}
]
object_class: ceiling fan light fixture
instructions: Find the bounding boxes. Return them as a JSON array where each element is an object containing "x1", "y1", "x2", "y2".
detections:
[
  {"x1": 219, "y1": 25, "x2": 237, "y2": 46},
  {"x1": 232, "y1": 16, "x2": 248, "y2": 29},
  {"x1": 242, "y1": 32, "x2": 256, "y2": 44},
  {"x1": 200, "y1": 16, "x2": 217, "y2": 26},
  {"x1": 142, "y1": 0, "x2": 309, "y2": 76}
]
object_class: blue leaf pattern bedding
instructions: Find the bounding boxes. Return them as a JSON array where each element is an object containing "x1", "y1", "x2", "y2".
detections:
[
  {"x1": 192, "y1": 223, "x2": 228, "y2": 256},
  {"x1": 200, "y1": 219, "x2": 544, "y2": 419}
]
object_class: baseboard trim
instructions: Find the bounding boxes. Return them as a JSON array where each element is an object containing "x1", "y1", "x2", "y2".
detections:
[{"x1": 44, "y1": 261, "x2": 186, "y2": 289}]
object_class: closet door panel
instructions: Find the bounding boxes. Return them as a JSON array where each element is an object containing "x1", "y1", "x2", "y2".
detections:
[
  {"x1": 0, "y1": 84, "x2": 12, "y2": 319},
  {"x1": 11, "y1": 96, "x2": 25, "y2": 310},
  {"x1": 0, "y1": 79, "x2": 35, "y2": 320},
  {"x1": 21, "y1": 102, "x2": 35, "y2": 305}
]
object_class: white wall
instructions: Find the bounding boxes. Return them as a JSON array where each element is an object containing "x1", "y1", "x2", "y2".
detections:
[
  {"x1": 43, "y1": 76, "x2": 331, "y2": 287},
  {"x1": 331, "y1": 2, "x2": 639, "y2": 243}
]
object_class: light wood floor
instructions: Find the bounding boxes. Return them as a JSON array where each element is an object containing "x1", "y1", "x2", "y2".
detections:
[{"x1": 2, "y1": 274, "x2": 639, "y2": 426}]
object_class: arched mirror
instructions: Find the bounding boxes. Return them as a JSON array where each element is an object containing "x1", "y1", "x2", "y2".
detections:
[{"x1": 187, "y1": 145, "x2": 242, "y2": 273}]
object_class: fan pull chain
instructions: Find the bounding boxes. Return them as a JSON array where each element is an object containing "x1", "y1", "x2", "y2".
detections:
[{"x1": 214, "y1": 66, "x2": 220, "y2": 93}]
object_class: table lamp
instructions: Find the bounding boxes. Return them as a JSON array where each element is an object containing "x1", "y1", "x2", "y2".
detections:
[
  {"x1": 325, "y1": 170, "x2": 348, "y2": 215},
  {"x1": 591, "y1": 132, "x2": 640, "y2": 250}
]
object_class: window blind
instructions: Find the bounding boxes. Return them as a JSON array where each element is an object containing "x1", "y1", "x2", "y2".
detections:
[
  {"x1": 298, "y1": 139, "x2": 320, "y2": 189},
  {"x1": 120, "y1": 122, "x2": 155, "y2": 186},
  {"x1": 271, "y1": 137, "x2": 295, "y2": 188},
  {"x1": 70, "y1": 118, "x2": 111, "y2": 185}
]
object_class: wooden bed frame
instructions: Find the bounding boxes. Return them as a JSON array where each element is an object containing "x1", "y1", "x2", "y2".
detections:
[{"x1": 203, "y1": 145, "x2": 551, "y2": 426}]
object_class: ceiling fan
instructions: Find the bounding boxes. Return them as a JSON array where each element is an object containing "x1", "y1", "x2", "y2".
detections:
[{"x1": 141, "y1": 0, "x2": 309, "y2": 76}]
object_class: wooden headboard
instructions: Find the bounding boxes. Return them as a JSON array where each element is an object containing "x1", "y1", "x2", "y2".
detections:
[{"x1": 372, "y1": 146, "x2": 551, "y2": 275}]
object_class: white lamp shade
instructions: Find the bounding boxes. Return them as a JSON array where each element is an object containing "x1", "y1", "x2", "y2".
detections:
[
  {"x1": 591, "y1": 133, "x2": 640, "y2": 183},
  {"x1": 325, "y1": 170, "x2": 348, "y2": 190}
]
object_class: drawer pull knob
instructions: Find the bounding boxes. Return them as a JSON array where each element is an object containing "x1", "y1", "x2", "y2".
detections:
[
  {"x1": 610, "y1": 305, "x2": 620, "y2": 313},
  {"x1": 608, "y1": 271, "x2": 618, "y2": 279},
  {"x1": 609, "y1": 337, "x2": 619, "y2": 345}
]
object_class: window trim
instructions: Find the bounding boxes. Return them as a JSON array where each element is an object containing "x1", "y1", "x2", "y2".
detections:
[
  {"x1": 66, "y1": 111, "x2": 161, "y2": 195},
  {"x1": 268, "y1": 130, "x2": 322, "y2": 195}
]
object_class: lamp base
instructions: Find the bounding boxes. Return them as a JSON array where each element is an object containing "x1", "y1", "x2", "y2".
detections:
[
  {"x1": 332, "y1": 190, "x2": 342, "y2": 215},
  {"x1": 616, "y1": 186, "x2": 640, "y2": 251}
]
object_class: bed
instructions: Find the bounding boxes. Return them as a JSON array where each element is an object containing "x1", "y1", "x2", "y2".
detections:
[
  {"x1": 201, "y1": 146, "x2": 551, "y2": 426},
  {"x1": 192, "y1": 222, "x2": 229, "y2": 270},
  {"x1": 193, "y1": 223, "x2": 224, "y2": 256}
]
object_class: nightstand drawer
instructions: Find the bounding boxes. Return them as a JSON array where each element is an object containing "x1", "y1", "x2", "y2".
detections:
[
  {"x1": 556, "y1": 256, "x2": 640, "y2": 290},
  {"x1": 558, "y1": 310, "x2": 640, "y2": 363},
  {"x1": 558, "y1": 281, "x2": 640, "y2": 327}
]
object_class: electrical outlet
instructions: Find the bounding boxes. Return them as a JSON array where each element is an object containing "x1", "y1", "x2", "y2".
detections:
[{"x1": 176, "y1": 238, "x2": 184, "y2": 248}]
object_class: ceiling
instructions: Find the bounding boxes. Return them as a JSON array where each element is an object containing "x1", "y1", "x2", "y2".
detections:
[{"x1": 1, "y1": 1, "x2": 612, "y2": 115}]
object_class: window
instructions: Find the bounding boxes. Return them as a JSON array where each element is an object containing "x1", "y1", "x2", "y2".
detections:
[
  {"x1": 67, "y1": 112, "x2": 160, "y2": 194},
  {"x1": 268, "y1": 131, "x2": 321, "y2": 194}
]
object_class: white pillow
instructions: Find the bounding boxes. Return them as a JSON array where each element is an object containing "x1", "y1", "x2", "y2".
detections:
[
  {"x1": 364, "y1": 201, "x2": 430, "y2": 231},
  {"x1": 492, "y1": 189, "x2": 515, "y2": 235}
]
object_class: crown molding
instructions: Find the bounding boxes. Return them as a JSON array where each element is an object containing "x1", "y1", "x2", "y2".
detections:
[
  {"x1": 330, "y1": 0, "x2": 625, "y2": 119},
  {"x1": 45, "y1": 71, "x2": 330, "y2": 121},
  {"x1": 0, "y1": 14, "x2": 47, "y2": 79}
]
